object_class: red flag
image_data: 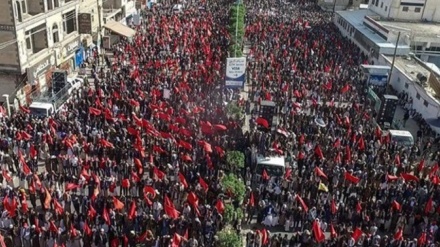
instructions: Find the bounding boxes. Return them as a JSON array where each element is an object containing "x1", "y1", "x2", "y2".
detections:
[
  {"x1": 314, "y1": 167, "x2": 328, "y2": 179},
  {"x1": 394, "y1": 154, "x2": 401, "y2": 166},
  {"x1": 30, "y1": 145, "x2": 37, "y2": 159},
  {"x1": 352, "y1": 228, "x2": 363, "y2": 241},
  {"x1": 357, "y1": 136, "x2": 365, "y2": 151},
  {"x1": 312, "y1": 220, "x2": 325, "y2": 243},
  {"x1": 187, "y1": 192, "x2": 199, "y2": 207},
  {"x1": 401, "y1": 173, "x2": 419, "y2": 182},
  {"x1": 84, "y1": 222, "x2": 92, "y2": 236},
  {"x1": 153, "y1": 166, "x2": 165, "y2": 180},
  {"x1": 165, "y1": 205, "x2": 180, "y2": 219},
  {"x1": 386, "y1": 173, "x2": 398, "y2": 181},
  {"x1": 341, "y1": 84, "x2": 350, "y2": 93},
  {"x1": 143, "y1": 186, "x2": 156, "y2": 198},
  {"x1": 256, "y1": 229, "x2": 269, "y2": 245},
  {"x1": 103, "y1": 207, "x2": 110, "y2": 225},
  {"x1": 65, "y1": 183, "x2": 79, "y2": 191},
  {"x1": 418, "y1": 232, "x2": 427, "y2": 246},
  {"x1": 49, "y1": 220, "x2": 58, "y2": 233},
  {"x1": 215, "y1": 199, "x2": 225, "y2": 214},
  {"x1": 0, "y1": 233, "x2": 6, "y2": 247},
  {"x1": 314, "y1": 145, "x2": 324, "y2": 160},
  {"x1": 344, "y1": 172, "x2": 360, "y2": 184},
  {"x1": 330, "y1": 223, "x2": 337, "y2": 238},
  {"x1": 128, "y1": 200, "x2": 137, "y2": 220},
  {"x1": 296, "y1": 195, "x2": 309, "y2": 212},
  {"x1": 2, "y1": 170, "x2": 11, "y2": 182},
  {"x1": 262, "y1": 169, "x2": 270, "y2": 180},
  {"x1": 356, "y1": 201, "x2": 362, "y2": 213},
  {"x1": 178, "y1": 172, "x2": 188, "y2": 188},
  {"x1": 89, "y1": 107, "x2": 101, "y2": 115},
  {"x1": 331, "y1": 199, "x2": 337, "y2": 214},
  {"x1": 199, "y1": 177, "x2": 209, "y2": 192},
  {"x1": 88, "y1": 205, "x2": 97, "y2": 219},
  {"x1": 113, "y1": 197, "x2": 125, "y2": 210},
  {"x1": 425, "y1": 197, "x2": 433, "y2": 214},
  {"x1": 333, "y1": 138, "x2": 341, "y2": 148},
  {"x1": 53, "y1": 199, "x2": 64, "y2": 215},
  {"x1": 249, "y1": 192, "x2": 255, "y2": 207},
  {"x1": 392, "y1": 200, "x2": 401, "y2": 211},
  {"x1": 394, "y1": 227, "x2": 403, "y2": 241}
]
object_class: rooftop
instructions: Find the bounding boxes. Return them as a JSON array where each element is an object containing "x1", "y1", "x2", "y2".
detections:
[
  {"x1": 383, "y1": 55, "x2": 440, "y2": 104},
  {"x1": 377, "y1": 20, "x2": 440, "y2": 40},
  {"x1": 336, "y1": 10, "x2": 409, "y2": 49}
]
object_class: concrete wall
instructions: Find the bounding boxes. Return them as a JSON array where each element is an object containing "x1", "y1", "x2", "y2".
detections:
[
  {"x1": 369, "y1": 0, "x2": 440, "y2": 22},
  {"x1": 423, "y1": 0, "x2": 440, "y2": 22},
  {"x1": 0, "y1": 0, "x2": 14, "y2": 25},
  {"x1": 79, "y1": 0, "x2": 102, "y2": 34},
  {"x1": 0, "y1": 31, "x2": 20, "y2": 69}
]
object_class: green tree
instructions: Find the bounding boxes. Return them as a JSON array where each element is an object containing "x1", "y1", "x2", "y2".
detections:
[
  {"x1": 216, "y1": 226, "x2": 242, "y2": 247},
  {"x1": 223, "y1": 203, "x2": 244, "y2": 225},
  {"x1": 228, "y1": 3, "x2": 246, "y2": 58},
  {"x1": 221, "y1": 173, "x2": 246, "y2": 203},
  {"x1": 225, "y1": 101, "x2": 243, "y2": 120},
  {"x1": 226, "y1": 151, "x2": 245, "y2": 171}
]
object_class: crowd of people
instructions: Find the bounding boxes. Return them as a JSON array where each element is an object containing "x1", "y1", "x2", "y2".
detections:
[{"x1": 0, "y1": 0, "x2": 439, "y2": 247}]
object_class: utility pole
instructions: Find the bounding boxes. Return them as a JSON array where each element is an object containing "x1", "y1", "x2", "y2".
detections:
[
  {"x1": 96, "y1": 0, "x2": 104, "y2": 60},
  {"x1": 333, "y1": 0, "x2": 337, "y2": 13},
  {"x1": 387, "y1": 31, "x2": 401, "y2": 93}
]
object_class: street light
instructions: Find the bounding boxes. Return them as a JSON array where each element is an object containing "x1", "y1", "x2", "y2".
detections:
[{"x1": 2, "y1": 94, "x2": 10, "y2": 117}]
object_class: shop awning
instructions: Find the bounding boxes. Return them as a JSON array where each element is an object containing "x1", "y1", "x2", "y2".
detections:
[{"x1": 104, "y1": 21, "x2": 136, "y2": 38}]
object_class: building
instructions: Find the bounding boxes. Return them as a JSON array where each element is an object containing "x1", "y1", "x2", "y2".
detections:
[
  {"x1": 334, "y1": 0, "x2": 440, "y2": 66},
  {"x1": 334, "y1": 10, "x2": 410, "y2": 62},
  {"x1": 102, "y1": 0, "x2": 137, "y2": 25},
  {"x1": 318, "y1": 0, "x2": 367, "y2": 11},
  {"x1": 368, "y1": 0, "x2": 440, "y2": 22},
  {"x1": 0, "y1": 0, "x2": 112, "y2": 107},
  {"x1": 78, "y1": 0, "x2": 104, "y2": 59},
  {"x1": 378, "y1": 53, "x2": 440, "y2": 133}
]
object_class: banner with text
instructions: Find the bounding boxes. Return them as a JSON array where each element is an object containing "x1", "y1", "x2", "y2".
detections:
[{"x1": 225, "y1": 57, "x2": 246, "y2": 88}]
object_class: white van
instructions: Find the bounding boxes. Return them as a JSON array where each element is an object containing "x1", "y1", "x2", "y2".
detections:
[
  {"x1": 387, "y1": 130, "x2": 414, "y2": 147},
  {"x1": 256, "y1": 155, "x2": 285, "y2": 178},
  {"x1": 29, "y1": 102, "x2": 55, "y2": 117}
]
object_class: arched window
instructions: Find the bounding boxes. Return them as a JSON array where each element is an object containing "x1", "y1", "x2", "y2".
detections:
[
  {"x1": 15, "y1": 1, "x2": 23, "y2": 22},
  {"x1": 54, "y1": 0, "x2": 59, "y2": 8},
  {"x1": 52, "y1": 23, "x2": 59, "y2": 43}
]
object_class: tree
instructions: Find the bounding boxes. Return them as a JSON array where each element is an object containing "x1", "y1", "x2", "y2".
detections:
[
  {"x1": 221, "y1": 173, "x2": 246, "y2": 203},
  {"x1": 226, "y1": 151, "x2": 245, "y2": 171},
  {"x1": 228, "y1": 2, "x2": 246, "y2": 57},
  {"x1": 223, "y1": 203, "x2": 244, "y2": 225},
  {"x1": 216, "y1": 226, "x2": 242, "y2": 247},
  {"x1": 225, "y1": 101, "x2": 243, "y2": 120}
]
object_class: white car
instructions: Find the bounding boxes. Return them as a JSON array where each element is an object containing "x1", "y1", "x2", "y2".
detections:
[{"x1": 67, "y1": 77, "x2": 84, "y2": 95}]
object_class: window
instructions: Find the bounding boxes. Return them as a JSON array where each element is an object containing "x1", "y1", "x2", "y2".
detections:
[
  {"x1": 52, "y1": 24, "x2": 59, "y2": 43},
  {"x1": 403, "y1": 6, "x2": 409, "y2": 12},
  {"x1": 385, "y1": 6, "x2": 387, "y2": 11},
  {"x1": 375, "y1": 0, "x2": 379, "y2": 6},
  {"x1": 15, "y1": 1, "x2": 22, "y2": 22},
  {"x1": 381, "y1": 2, "x2": 383, "y2": 8},
  {"x1": 416, "y1": 93, "x2": 421, "y2": 100},
  {"x1": 46, "y1": 0, "x2": 53, "y2": 10},
  {"x1": 424, "y1": 100, "x2": 429, "y2": 107},
  {"x1": 415, "y1": 7, "x2": 421, "y2": 13},
  {"x1": 25, "y1": 30, "x2": 32, "y2": 50},
  {"x1": 405, "y1": 83, "x2": 409, "y2": 89},
  {"x1": 371, "y1": 0, "x2": 375, "y2": 5}
]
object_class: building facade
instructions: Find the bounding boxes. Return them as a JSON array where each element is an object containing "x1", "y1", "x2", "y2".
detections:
[
  {"x1": 318, "y1": 0, "x2": 367, "y2": 11},
  {"x1": 368, "y1": 0, "x2": 440, "y2": 22},
  {"x1": 102, "y1": 0, "x2": 136, "y2": 25},
  {"x1": 0, "y1": 0, "x2": 110, "y2": 106}
]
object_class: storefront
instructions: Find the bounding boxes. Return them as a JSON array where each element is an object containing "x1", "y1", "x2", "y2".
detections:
[
  {"x1": 27, "y1": 53, "x2": 56, "y2": 92},
  {"x1": 59, "y1": 38, "x2": 81, "y2": 73},
  {"x1": 75, "y1": 46, "x2": 85, "y2": 68}
]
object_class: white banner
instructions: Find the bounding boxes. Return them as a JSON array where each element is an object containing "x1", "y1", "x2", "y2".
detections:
[{"x1": 225, "y1": 57, "x2": 246, "y2": 88}]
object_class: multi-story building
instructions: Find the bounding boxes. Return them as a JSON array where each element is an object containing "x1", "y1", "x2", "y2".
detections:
[
  {"x1": 335, "y1": 0, "x2": 440, "y2": 67},
  {"x1": 0, "y1": 0, "x2": 112, "y2": 106},
  {"x1": 318, "y1": 0, "x2": 367, "y2": 11},
  {"x1": 102, "y1": 0, "x2": 136, "y2": 25}
]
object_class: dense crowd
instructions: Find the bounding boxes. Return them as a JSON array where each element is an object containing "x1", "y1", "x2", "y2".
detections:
[{"x1": 0, "y1": 0, "x2": 439, "y2": 247}]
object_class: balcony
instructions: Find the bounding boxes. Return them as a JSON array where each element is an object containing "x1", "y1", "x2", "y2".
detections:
[{"x1": 15, "y1": 0, "x2": 78, "y2": 31}]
